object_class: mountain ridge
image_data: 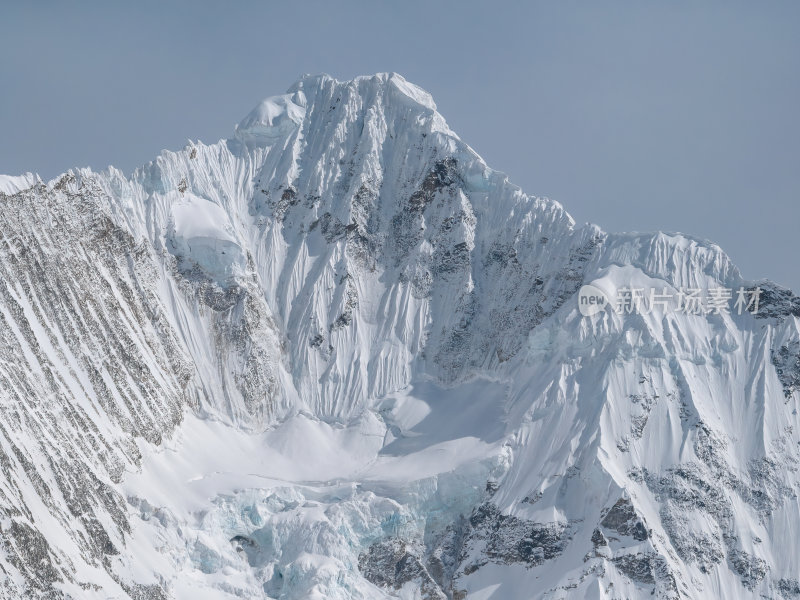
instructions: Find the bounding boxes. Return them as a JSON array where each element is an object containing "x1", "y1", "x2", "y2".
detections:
[{"x1": 0, "y1": 73, "x2": 798, "y2": 599}]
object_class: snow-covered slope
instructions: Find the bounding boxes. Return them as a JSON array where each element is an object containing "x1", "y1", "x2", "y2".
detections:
[{"x1": 0, "y1": 73, "x2": 799, "y2": 599}]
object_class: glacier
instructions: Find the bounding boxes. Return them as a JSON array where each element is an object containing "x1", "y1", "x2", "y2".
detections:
[{"x1": 0, "y1": 72, "x2": 799, "y2": 599}]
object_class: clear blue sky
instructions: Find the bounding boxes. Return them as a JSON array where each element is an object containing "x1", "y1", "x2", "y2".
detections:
[{"x1": 2, "y1": 1, "x2": 798, "y2": 292}]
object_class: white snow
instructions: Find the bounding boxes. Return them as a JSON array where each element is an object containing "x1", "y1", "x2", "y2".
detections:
[
  {"x1": 166, "y1": 192, "x2": 246, "y2": 283},
  {"x1": 386, "y1": 73, "x2": 437, "y2": 111},
  {"x1": 235, "y1": 92, "x2": 306, "y2": 143},
  {"x1": 0, "y1": 73, "x2": 798, "y2": 600},
  {"x1": 0, "y1": 172, "x2": 40, "y2": 194}
]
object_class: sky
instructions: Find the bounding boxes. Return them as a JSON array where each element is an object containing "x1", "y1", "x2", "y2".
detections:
[{"x1": 1, "y1": 1, "x2": 798, "y2": 292}]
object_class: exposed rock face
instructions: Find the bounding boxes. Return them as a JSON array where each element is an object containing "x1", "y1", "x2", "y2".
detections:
[
  {"x1": 460, "y1": 503, "x2": 572, "y2": 571},
  {"x1": 612, "y1": 552, "x2": 678, "y2": 595},
  {"x1": 0, "y1": 73, "x2": 799, "y2": 598},
  {"x1": 601, "y1": 497, "x2": 649, "y2": 542},
  {"x1": 773, "y1": 339, "x2": 800, "y2": 398},
  {"x1": 358, "y1": 539, "x2": 447, "y2": 599}
]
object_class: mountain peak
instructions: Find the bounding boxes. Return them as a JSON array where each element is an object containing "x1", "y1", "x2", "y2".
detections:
[
  {"x1": 2, "y1": 72, "x2": 800, "y2": 600},
  {"x1": 287, "y1": 72, "x2": 438, "y2": 111},
  {"x1": 236, "y1": 73, "x2": 442, "y2": 145},
  {"x1": 235, "y1": 91, "x2": 307, "y2": 143}
]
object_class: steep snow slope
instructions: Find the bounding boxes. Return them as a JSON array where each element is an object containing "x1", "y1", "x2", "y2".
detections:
[{"x1": 0, "y1": 73, "x2": 799, "y2": 599}]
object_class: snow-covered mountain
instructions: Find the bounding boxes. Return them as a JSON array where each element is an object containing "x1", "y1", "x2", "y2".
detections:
[{"x1": 1, "y1": 73, "x2": 799, "y2": 599}]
